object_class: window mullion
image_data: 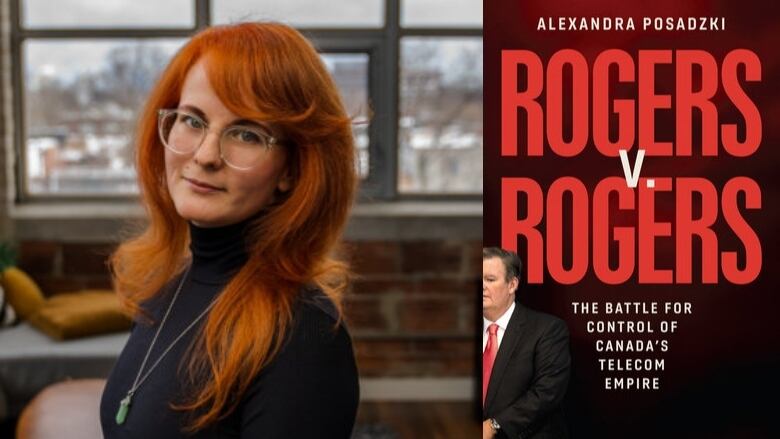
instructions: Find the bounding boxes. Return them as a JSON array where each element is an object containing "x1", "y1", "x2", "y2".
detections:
[
  {"x1": 196, "y1": 0, "x2": 210, "y2": 29},
  {"x1": 382, "y1": 0, "x2": 401, "y2": 199}
]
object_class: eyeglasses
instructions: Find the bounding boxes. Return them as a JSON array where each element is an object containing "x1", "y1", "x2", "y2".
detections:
[{"x1": 157, "y1": 109, "x2": 280, "y2": 170}]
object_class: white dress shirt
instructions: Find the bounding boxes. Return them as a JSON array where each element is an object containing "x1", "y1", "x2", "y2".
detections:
[{"x1": 483, "y1": 301, "x2": 516, "y2": 352}]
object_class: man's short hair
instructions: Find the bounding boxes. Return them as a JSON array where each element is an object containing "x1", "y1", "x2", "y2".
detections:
[{"x1": 483, "y1": 247, "x2": 523, "y2": 282}]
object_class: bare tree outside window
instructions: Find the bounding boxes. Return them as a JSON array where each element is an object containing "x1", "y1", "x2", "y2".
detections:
[
  {"x1": 22, "y1": 0, "x2": 194, "y2": 29},
  {"x1": 24, "y1": 43, "x2": 370, "y2": 195},
  {"x1": 321, "y1": 54, "x2": 370, "y2": 179},
  {"x1": 399, "y1": 38, "x2": 483, "y2": 193},
  {"x1": 401, "y1": 0, "x2": 482, "y2": 28},
  {"x1": 24, "y1": 40, "x2": 183, "y2": 195},
  {"x1": 14, "y1": 0, "x2": 481, "y2": 199}
]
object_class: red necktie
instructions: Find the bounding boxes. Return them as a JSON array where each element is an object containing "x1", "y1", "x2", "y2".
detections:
[{"x1": 482, "y1": 323, "x2": 499, "y2": 406}]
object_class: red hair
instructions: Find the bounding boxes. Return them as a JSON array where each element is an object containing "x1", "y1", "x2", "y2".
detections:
[{"x1": 110, "y1": 22, "x2": 356, "y2": 431}]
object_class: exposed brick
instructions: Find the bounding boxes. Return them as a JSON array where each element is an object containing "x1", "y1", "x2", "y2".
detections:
[
  {"x1": 441, "y1": 357, "x2": 475, "y2": 375},
  {"x1": 347, "y1": 241, "x2": 402, "y2": 275},
  {"x1": 400, "y1": 241, "x2": 462, "y2": 275},
  {"x1": 17, "y1": 241, "x2": 60, "y2": 276},
  {"x1": 356, "y1": 356, "x2": 474, "y2": 377},
  {"x1": 354, "y1": 338, "x2": 418, "y2": 377},
  {"x1": 62, "y1": 243, "x2": 114, "y2": 275},
  {"x1": 355, "y1": 357, "x2": 413, "y2": 377},
  {"x1": 35, "y1": 275, "x2": 88, "y2": 296},
  {"x1": 353, "y1": 339, "x2": 414, "y2": 358},
  {"x1": 353, "y1": 278, "x2": 479, "y2": 296},
  {"x1": 465, "y1": 241, "x2": 483, "y2": 277},
  {"x1": 461, "y1": 299, "x2": 478, "y2": 332},
  {"x1": 412, "y1": 339, "x2": 476, "y2": 358},
  {"x1": 8, "y1": 234, "x2": 481, "y2": 378},
  {"x1": 86, "y1": 276, "x2": 115, "y2": 290},
  {"x1": 343, "y1": 297, "x2": 389, "y2": 331},
  {"x1": 353, "y1": 338, "x2": 477, "y2": 376},
  {"x1": 398, "y1": 298, "x2": 459, "y2": 332},
  {"x1": 416, "y1": 278, "x2": 478, "y2": 295},
  {"x1": 351, "y1": 279, "x2": 416, "y2": 295}
]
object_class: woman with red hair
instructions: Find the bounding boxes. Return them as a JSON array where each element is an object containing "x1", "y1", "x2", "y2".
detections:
[{"x1": 100, "y1": 22, "x2": 359, "y2": 438}]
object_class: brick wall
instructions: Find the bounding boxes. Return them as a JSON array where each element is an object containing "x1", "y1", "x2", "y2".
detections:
[
  {"x1": 17, "y1": 237, "x2": 480, "y2": 378},
  {"x1": 17, "y1": 241, "x2": 115, "y2": 293},
  {"x1": 346, "y1": 240, "x2": 479, "y2": 377}
]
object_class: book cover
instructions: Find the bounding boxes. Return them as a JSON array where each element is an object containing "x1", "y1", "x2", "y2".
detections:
[{"x1": 484, "y1": 1, "x2": 779, "y2": 437}]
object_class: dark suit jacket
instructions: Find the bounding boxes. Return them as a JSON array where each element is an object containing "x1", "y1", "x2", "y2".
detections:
[{"x1": 483, "y1": 303, "x2": 571, "y2": 439}]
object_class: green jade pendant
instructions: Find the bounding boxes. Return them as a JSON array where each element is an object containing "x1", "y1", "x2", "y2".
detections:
[{"x1": 116, "y1": 394, "x2": 132, "y2": 425}]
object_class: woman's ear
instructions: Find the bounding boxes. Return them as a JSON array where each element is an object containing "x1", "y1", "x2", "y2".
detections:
[{"x1": 277, "y1": 168, "x2": 292, "y2": 193}]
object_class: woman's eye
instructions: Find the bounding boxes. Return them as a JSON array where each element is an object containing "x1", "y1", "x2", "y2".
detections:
[
  {"x1": 231, "y1": 128, "x2": 264, "y2": 145},
  {"x1": 180, "y1": 114, "x2": 204, "y2": 129}
]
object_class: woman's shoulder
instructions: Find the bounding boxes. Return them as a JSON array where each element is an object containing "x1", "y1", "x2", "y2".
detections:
[
  {"x1": 285, "y1": 285, "x2": 349, "y2": 352},
  {"x1": 238, "y1": 286, "x2": 359, "y2": 435},
  {"x1": 296, "y1": 285, "x2": 340, "y2": 322},
  {"x1": 241, "y1": 285, "x2": 357, "y2": 397}
]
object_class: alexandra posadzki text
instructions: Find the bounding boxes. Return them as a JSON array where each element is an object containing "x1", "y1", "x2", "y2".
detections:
[{"x1": 537, "y1": 17, "x2": 726, "y2": 32}]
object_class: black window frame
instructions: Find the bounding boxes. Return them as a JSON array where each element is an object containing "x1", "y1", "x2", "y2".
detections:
[{"x1": 9, "y1": 0, "x2": 482, "y2": 203}]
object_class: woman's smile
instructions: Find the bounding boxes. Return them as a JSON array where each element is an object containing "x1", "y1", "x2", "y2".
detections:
[{"x1": 183, "y1": 176, "x2": 225, "y2": 193}]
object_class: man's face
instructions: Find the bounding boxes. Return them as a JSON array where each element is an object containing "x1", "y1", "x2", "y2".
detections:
[{"x1": 482, "y1": 257, "x2": 518, "y2": 321}]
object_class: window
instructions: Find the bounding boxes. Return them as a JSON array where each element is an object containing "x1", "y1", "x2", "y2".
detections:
[
  {"x1": 399, "y1": 37, "x2": 482, "y2": 193},
  {"x1": 320, "y1": 53, "x2": 371, "y2": 178},
  {"x1": 22, "y1": 0, "x2": 195, "y2": 29},
  {"x1": 24, "y1": 39, "x2": 185, "y2": 195},
  {"x1": 399, "y1": 0, "x2": 482, "y2": 195},
  {"x1": 212, "y1": 0, "x2": 384, "y2": 28},
  {"x1": 10, "y1": 0, "x2": 482, "y2": 200},
  {"x1": 401, "y1": 0, "x2": 482, "y2": 28}
]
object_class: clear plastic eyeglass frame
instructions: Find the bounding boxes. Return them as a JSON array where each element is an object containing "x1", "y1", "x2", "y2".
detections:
[{"x1": 157, "y1": 108, "x2": 280, "y2": 171}]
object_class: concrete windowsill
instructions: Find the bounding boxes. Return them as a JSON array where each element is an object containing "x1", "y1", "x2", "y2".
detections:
[
  {"x1": 9, "y1": 200, "x2": 483, "y2": 241},
  {"x1": 9, "y1": 200, "x2": 482, "y2": 220}
]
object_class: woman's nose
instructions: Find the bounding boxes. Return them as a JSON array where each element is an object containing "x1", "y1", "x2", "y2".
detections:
[{"x1": 192, "y1": 131, "x2": 223, "y2": 168}]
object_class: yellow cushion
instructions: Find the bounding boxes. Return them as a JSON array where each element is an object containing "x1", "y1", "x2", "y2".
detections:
[
  {"x1": 0, "y1": 267, "x2": 46, "y2": 319},
  {"x1": 28, "y1": 290, "x2": 131, "y2": 340}
]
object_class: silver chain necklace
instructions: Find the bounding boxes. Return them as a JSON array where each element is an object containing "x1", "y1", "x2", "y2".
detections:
[{"x1": 115, "y1": 266, "x2": 217, "y2": 425}]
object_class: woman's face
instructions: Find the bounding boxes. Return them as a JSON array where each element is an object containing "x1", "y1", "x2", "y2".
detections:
[{"x1": 164, "y1": 60, "x2": 291, "y2": 228}]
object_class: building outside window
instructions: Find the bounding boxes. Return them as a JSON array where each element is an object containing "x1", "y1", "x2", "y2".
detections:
[{"x1": 11, "y1": 0, "x2": 482, "y2": 199}]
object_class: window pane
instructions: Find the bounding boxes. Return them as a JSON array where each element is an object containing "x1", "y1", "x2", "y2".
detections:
[
  {"x1": 24, "y1": 39, "x2": 185, "y2": 195},
  {"x1": 213, "y1": 0, "x2": 383, "y2": 28},
  {"x1": 401, "y1": 0, "x2": 482, "y2": 28},
  {"x1": 399, "y1": 38, "x2": 482, "y2": 194},
  {"x1": 22, "y1": 0, "x2": 194, "y2": 29},
  {"x1": 321, "y1": 53, "x2": 370, "y2": 179}
]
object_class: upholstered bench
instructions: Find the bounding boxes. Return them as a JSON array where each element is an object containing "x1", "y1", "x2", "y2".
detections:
[
  {"x1": 17, "y1": 379, "x2": 105, "y2": 439},
  {"x1": 0, "y1": 322, "x2": 128, "y2": 422}
]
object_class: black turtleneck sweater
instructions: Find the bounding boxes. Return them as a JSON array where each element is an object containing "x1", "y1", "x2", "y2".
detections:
[{"x1": 100, "y1": 220, "x2": 359, "y2": 438}]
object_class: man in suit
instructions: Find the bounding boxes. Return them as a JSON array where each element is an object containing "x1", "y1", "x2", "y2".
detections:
[{"x1": 482, "y1": 247, "x2": 570, "y2": 439}]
